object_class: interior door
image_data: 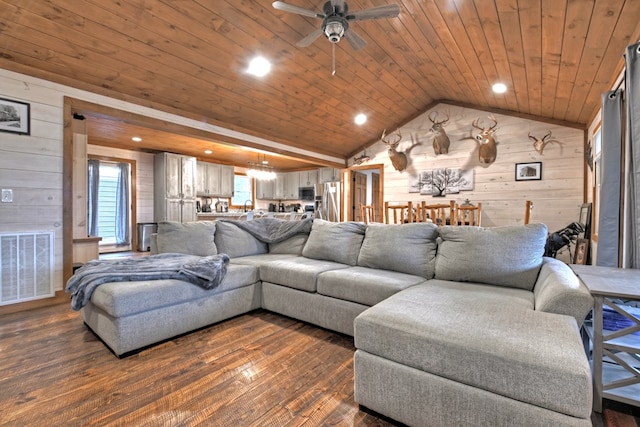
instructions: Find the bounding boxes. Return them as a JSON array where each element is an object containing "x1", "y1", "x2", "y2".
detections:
[
  {"x1": 371, "y1": 172, "x2": 380, "y2": 222},
  {"x1": 352, "y1": 171, "x2": 367, "y2": 222}
]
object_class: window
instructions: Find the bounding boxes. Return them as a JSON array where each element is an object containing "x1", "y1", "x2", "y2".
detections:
[{"x1": 230, "y1": 174, "x2": 253, "y2": 209}]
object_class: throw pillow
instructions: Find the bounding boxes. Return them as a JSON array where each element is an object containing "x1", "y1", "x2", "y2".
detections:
[
  {"x1": 357, "y1": 222, "x2": 439, "y2": 278},
  {"x1": 435, "y1": 223, "x2": 548, "y2": 291},
  {"x1": 302, "y1": 219, "x2": 366, "y2": 266},
  {"x1": 156, "y1": 221, "x2": 217, "y2": 256}
]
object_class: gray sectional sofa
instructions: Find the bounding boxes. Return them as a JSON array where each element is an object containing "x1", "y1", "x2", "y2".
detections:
[{"x1": 78, "y1": 218, "x2": 594, "y2": 427}]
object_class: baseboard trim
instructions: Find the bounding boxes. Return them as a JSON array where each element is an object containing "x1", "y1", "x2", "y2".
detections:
[{"x1": 0, "y1": 291, "x2": 69, "y2": 315}]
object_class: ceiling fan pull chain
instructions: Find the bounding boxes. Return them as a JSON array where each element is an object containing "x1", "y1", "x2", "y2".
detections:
[{"x1": 332, "y1": 43, "x2": 336, "y2": 76}]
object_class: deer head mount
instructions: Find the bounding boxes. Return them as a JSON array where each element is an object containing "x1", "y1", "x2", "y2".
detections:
[
  {"x1": 381, "y1": 129, "x2": 420, "y2": 172},
  {"x1": 528, "y1": 130, "x2": 561, "y2": 155},
  {"x1": 428, "y1": 111, "x2": 450, "y2": 155},
  {"x1": 471, "y1": 115, "x2": 498, "y2": 164}
]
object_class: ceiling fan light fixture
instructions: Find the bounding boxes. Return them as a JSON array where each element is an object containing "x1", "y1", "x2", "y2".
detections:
[
  {"x1": 324, "y1": 18, "x2": 345, "y2": 43},
  {"x1": 247, "y1": 56, "x2": 272, "y2": 77}
]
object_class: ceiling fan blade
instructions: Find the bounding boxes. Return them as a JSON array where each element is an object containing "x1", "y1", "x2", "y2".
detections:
[
  {"x1": 344, "y1": 28, "x2": 367, "y2": 50},
  {"x1": 272, "y1": 1, "x2": 323, "y2": 19},
  {"x1": 297, "y1": 28, "x2": 324, "y2": 47},
  {"x1": 347, "y1": 4, "x2": 400, "y2": 21}
]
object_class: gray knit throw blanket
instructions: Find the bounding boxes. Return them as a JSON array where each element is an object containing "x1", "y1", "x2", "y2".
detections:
[{"x1": 65, "y1": 253, "x2": 229, "y2": 311}]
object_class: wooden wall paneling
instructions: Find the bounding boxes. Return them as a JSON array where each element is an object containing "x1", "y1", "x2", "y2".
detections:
[
  {"x1": 495, "y1": 0, "x2": 529, "y2": 114},
  {"x1": 518, "y1": 0, "x2": 543, "y2": 116},
  {"x1": 552, "y1": 1, "x2": 593, "y2": 120},
  {"x1": 72, "y1": 118, "x2": 88, "y2": 240},
  {"x1": 540, "y1": 0, "x2": 567, "y2": 118},
  {"x1": 361, "y1": 103, "x2": 584, "y2": 232},
  {"x1": 431, "y1": 1, "x2": 495, "y2": 108},
  {"x1": 565, "y1": 1, "x2": 626, "y2": 124},
  {"x1": 473, "y1": 1, "x2": 520, "y2": 113}
]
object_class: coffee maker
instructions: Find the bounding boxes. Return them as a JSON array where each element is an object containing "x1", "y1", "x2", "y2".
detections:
[{"x1": 278, "y1": 202, "x2": 285, "y2": 212}]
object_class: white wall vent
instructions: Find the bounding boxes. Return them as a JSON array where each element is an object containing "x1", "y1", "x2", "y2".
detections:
[{"x1": 1, "y1": 231, "x2": 55, "y2": 305}]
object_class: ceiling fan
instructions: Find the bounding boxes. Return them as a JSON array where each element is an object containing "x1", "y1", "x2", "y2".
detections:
[{"x1": 272, "y1": 0, "x2": 400, "y2": 74}]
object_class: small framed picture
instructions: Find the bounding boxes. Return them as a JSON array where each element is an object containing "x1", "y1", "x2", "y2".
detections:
[
  {"x1": 573, "y1": 238, "x2": 589, "y2": 265},
  {"x1": 0, "y1": 97, "x2": 30, "y2": 135},
  {"x1": 515, "y1": 162, "x2": 542, "y2": 181}
]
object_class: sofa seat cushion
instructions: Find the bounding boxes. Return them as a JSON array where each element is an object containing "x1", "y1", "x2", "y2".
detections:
[
  {"x1": 354, "y1": 281, "x2": 592, "y2": 419},
  {"x1": 435, "y1": 223, "x2": 548, "y2": 291},
  {"x1": 317, "y1": 266, "x2": 427, "y2": 306},
  {"x1": 357, "y1": 223, "x2": 438, "y2": 278},
  {"x1": 259, "y1": 257, "x2": 349, "y2": 292},
  {"x1": 89, "y1": 263, "x2": 260, "y2": 318}
]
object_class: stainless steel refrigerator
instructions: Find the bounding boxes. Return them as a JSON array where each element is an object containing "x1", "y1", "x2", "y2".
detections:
[{"x1": 314, "y1": 182, "x2": 341, "y2": 222}]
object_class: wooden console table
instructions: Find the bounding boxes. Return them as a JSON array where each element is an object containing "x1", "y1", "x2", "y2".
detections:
[{"x1": 571, "y1": 264, "x2": 640, "y2": 412}]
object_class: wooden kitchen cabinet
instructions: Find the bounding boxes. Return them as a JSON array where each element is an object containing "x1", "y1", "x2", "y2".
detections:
[
  {"x1": 155, "y1": 153, "x2": 197, "y2": 222},
  {"x1": 319, "y1": 167, "x2": 340, "y2": 182},
  {"x1": 256, "y1": 179, "x2": 275, "y2": 200},
  {"x1": 299, "y1": 170, "x2": 318, "y2": 187},
  {"x1": 196, "y1": 161, "x2": 234, "y2": 197}
]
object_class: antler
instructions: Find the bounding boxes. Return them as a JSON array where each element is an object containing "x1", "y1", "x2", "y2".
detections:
[
  {"x1": 429, "y1": 111, "x2": 450, "y2": 125},
  {"x1": 381, "y1": 128, "x2": 402, "y2": 146},
  {"x1": 471, "y1": 118, "x2": 483, "y2": 130},
  {"x1": 542, "y1": 130, "x2": 552, "y2": 141},
  {"x1": 487, "y1": 114, "x2": 498, "y2": 131},
  {"x1": 528, "y1": 131, "x2": 536, "y2": 142}
]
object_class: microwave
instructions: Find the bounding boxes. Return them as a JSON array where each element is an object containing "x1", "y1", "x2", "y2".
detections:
[{"x1": 298, "y1": 186, "x2": 315, "y2": 200}]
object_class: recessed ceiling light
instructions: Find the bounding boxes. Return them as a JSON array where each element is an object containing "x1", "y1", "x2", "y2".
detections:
[
  {"x1": 131, "y1": 136, "x2": 142, "y2": 142},
  {"x1": 247, "y1": 56, "x2": 271, "y2": 77},
  {"x1": 204, "y1": 149, "x2": 212, "y2": 154},
  {"x1": 354, "y1": 113, "x2": 367, "y2": 125},
  {"x1": 492, "y1": 83, "x2": 507, "y2": 94}
]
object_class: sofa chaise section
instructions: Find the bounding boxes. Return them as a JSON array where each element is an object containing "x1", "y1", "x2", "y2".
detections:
[
  {"x1": 353, "y1": 223, "x2": 594, "y2": 426},
  {"x1": 82, "y1": 263, "x2": 261, "y2": 356}
]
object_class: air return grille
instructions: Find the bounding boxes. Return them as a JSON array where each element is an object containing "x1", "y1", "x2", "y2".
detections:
[{"x1": 0, "y1": 231, "x2": 54, "y2": 305}]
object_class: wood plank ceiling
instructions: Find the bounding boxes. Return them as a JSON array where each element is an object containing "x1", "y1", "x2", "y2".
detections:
[{"x1": 1, "y1": 0, "x2": 639, "y2": 170}]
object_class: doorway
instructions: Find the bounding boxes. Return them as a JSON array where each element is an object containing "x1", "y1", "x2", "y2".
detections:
[
  {"x1": 88, "y1": 156, "x2": 136, "y2": 253},
  {"x1": 345, "y1": 164, "x2": 384, "y2": 222}
]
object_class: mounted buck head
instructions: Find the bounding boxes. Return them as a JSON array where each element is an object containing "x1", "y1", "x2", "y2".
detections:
[
  {"x1": 381, "y1": 128, "x2": 407, "y2": 171},
  {"x1": 471, "y1": 115, "x2": 498, "y2": 164},
  {"x1": 428, "y1": 111, "x2": 450, "y2": 155},
  {"x1": 528, "y1": 130, "x2": 556, "y2": 155}
]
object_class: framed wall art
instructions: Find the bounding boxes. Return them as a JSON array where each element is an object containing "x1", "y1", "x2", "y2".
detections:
[
  {"x1": 0, "y1": 97, "x2": 30, "y2": 135},
  {"x1": 515, "y1": 162, "x2": 542, "y2": 181}
]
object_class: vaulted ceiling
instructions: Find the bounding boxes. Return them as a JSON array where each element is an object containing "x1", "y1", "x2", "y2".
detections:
[{"x1": 1, "y1": 0, "x2": 639, "y2": 170}]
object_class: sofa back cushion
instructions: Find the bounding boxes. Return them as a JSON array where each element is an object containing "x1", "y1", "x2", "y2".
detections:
[
  {"x1": 269, "y1": 234, "x2": 309, "y2": 255},
  {"x1": 214, "y1": 221, "x2": 268, "y2": 258},
  {"x1": 357, "y1": 223, "x2": 439, "y2": 278},
  {"x1": 435, "y1": 223, "x2": 548, "y2": 291},
  {"x1": 302, "y1": 219, "x2": 366, "y2": 266},
  {"x1": 156, "y1": 221, "x2": 217, "y2": 256}
]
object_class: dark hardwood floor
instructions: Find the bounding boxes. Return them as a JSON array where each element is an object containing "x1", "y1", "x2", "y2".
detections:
[{"x1": 0, "y1": 303, "x2": 637, "y2": 426}]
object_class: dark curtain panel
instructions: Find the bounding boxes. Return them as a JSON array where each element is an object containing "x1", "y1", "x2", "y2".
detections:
[
  {"x1": 625, "y1": 42, "x2": 640, "y2": 269},
  {"x1": 87, "y1": 159, "x2": 100, "y2": 237},
  {"x1": 115, "y1": 162, "x2": 130, "y2": 245},
  {"x1": 596, "y1": 89, "x2": 624, "y2": 267}
]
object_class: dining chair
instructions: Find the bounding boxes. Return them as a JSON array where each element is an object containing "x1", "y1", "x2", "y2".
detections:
[
  {"x1": 524, "y1": 200, "x2": 533, "y2": 225},
  {"x1": 455, "y1": 202, "x2": 482, "y2": 226},
  {"x1": 423, "y1": 200, "x2": 455, "y2": 226},
  {"x1": 385, "y1": 201, "x2": 413, "y2": 224},
  {"x1": 360, "y1": 204, "x2": 376, "y2": 224},
  {"x1": 413, "y1": 201, "x2": 427, "y2": 223}
]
